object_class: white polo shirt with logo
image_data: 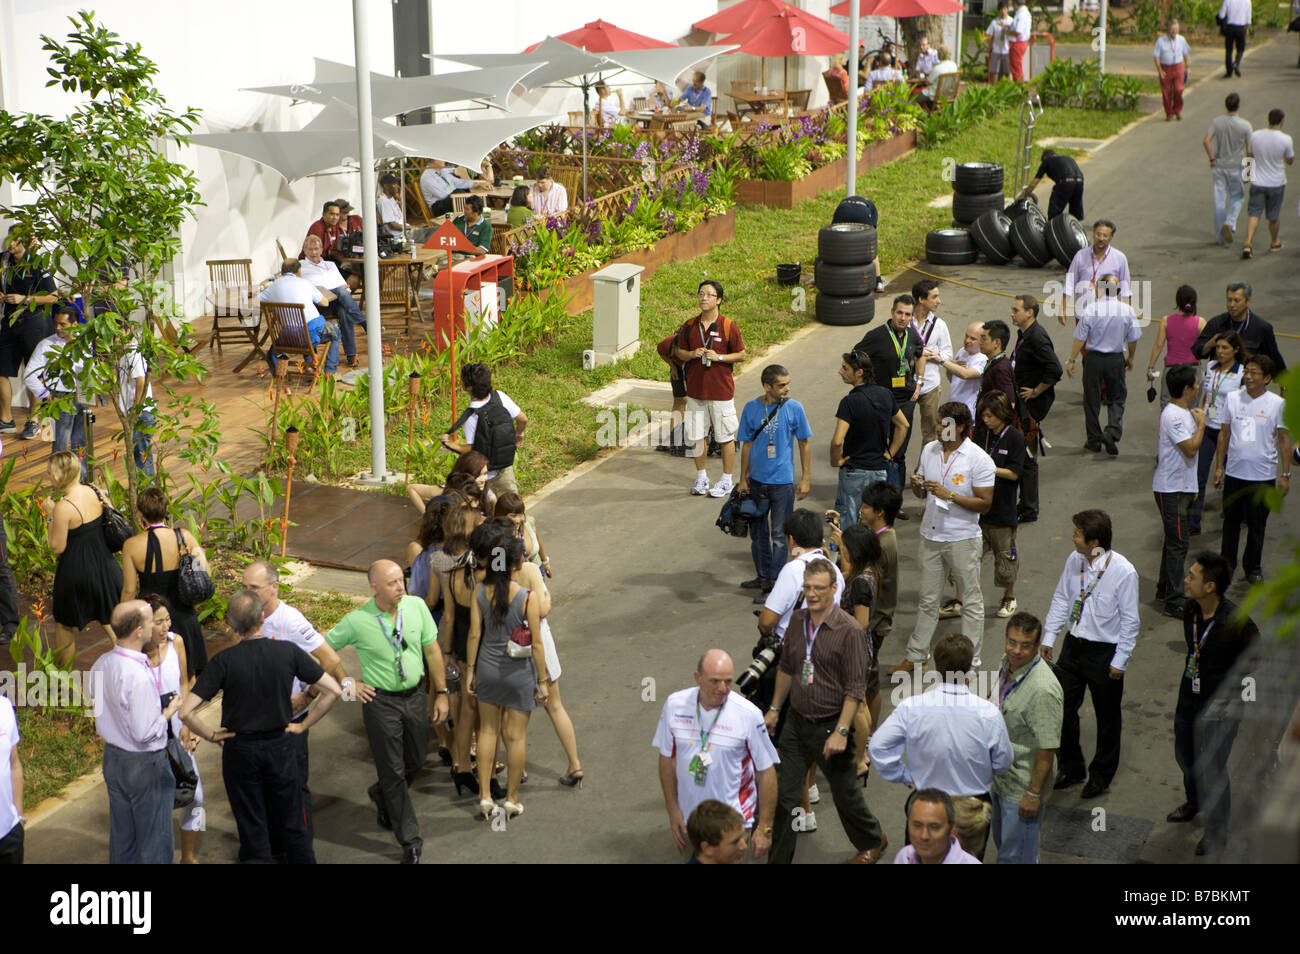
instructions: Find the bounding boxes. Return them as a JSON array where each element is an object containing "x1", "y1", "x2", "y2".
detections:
[
  {"x1": 916, "y1": 438, "x2": 997, "y2": 542},
  {"x1": 1224, "y1": 389, "x2": 1287, "y2": 481},
  {"x1": 1153, "y1": 404, "x2": 1199, "y2": 493},
  {"x1": 0, "y1": 696, "x2": 20, "y2": 840},
  {"x1": 652, "y1": 688, "x2": 779, "y2": 827}
]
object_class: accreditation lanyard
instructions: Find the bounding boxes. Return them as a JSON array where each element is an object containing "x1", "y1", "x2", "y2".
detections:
[
  {"x1": 1070, "y1": 552, "x2": 1113, "y2": 627},
  {"x1": 998, "y1": 656, "x2": 1039, "y2": 709},
  {"x1": 689, "y1": 695, "x2": 725, "y2": 784},
  {"x1": 801, "y1": 614, "x2": 821, "y2": 686},
  {"x1": 915, "y1": 316, "x2": 935, "y2": 346},
  {"x1": 889, "y1": 326, "x2": 909, "y2": 378},
  {"x1": 1205, "y1": 365, "x2": 1235, "y2": 414},
  {"x1": 114, "y1": 647, "x2": 162, "y2": 695},
  {"x1": 1187, "y1": 619, "x2": 1217, "y2": 694},
  {"x1": 937, "y1": 445, "x2": 965, "y2": 496},
  {"x1": 377, "y1": 608, "x2": 407, "y2": 684},
  {"x1": 983, "y1": 425, "x2": 1009, "y2": 459},
  {"x1": 1088, "y1": 248, "x2": 1111, "y2": 291},
  {"x1": 980, "y1": 352, "x2": 1005, "y2": 382}
]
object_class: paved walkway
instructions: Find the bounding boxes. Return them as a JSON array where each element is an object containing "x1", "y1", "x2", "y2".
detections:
[{"x1": 24, "y1": 36, "x2": 1300, "y2": 864}]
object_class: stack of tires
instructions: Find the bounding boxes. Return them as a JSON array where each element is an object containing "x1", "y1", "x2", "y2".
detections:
[
  {"x1": 926, "y1": 161, "x2": 1004, "y2": 267},
  {"x1": 969, "y1": 197, "x2": 1089, "y2": 269},
  {"x1": 814, "y1": 222, "x2": 877, "y2": 326}
]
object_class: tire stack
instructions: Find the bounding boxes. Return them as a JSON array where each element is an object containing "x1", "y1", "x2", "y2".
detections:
[
  {"x1": 964, "y1": 195, "x2": 1089, "y2": 270},
  {"x1": 926, "y1": 161, "x2": 1004, "y2": 267},
  {"x1": 814, "y1": 223, "x2": 877, "y2": 326}
]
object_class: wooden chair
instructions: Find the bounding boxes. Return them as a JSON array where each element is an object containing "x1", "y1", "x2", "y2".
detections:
[
  {"x1": 260, "y1": 301, "x2": 331, "y2": 387},
  {"x1": 450, "y1": 193, "x2": 469, "y2": 219},
  {"x1": 552, "y1": 166, "x2": 581, "y2": 204},
  {"x1": 632, "y1": 96, "x2": 647, "y2": 111},
  {"x1": 670, "y1": 120, "x2": 697, "y2": 132},
  {"x1": 204, "y1": 259, "x2": 256, "y2": 354},
  {"x1": 931, "y1": 72, "x2": 960, "y2": 110},
  {"x1": 786, "y1": 89, "x2": 811, "y2": 111},
  {"x1": 711, "y1": 96, "x2": 719, "y2": 125},
  {"x1": 375, "y1": 261, "x2": 420, "y2": 334},
  {"x1": 567, "y1": 110, "x2": 584, "y2": 127},
  {"x1": 823, "y1": 71, "x2": 849, "y2": 105}
]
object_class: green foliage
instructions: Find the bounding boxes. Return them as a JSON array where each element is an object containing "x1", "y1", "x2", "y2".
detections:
[
  {"x1": 1035, "y1": 58, "x2": 1141, "y2": 111},
  {"x1": 919, "y1": 79, "x2": 1025, "y2": 148},
  {"x1": 0, "y1": 459, "x2": 58, "y2": 587},
  {"x1": 757, "y1": 141, "x2": 813, "y2": 181}
]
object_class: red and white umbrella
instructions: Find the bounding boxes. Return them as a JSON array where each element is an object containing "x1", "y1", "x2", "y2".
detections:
[
  {"x1": 830, "y1": 0, "x2": 963, "y2": 15},
  {"x1": 693, "y1": 0, "x2": 793, "y2": 36},
  {"x1": 720, "y1": 6, "x2": 850, "y2": 86},
  {"x1": 524, "y1": 19, "x2": 675, "y2": 54}
]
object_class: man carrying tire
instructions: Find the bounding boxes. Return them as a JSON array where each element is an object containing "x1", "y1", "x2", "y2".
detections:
[
  {"x1": 1013, "y1": 149, "x2": 1084, "y2": 221},
  {"x1": 854, "y1": 296, "x2": 926, "y2": 504}
]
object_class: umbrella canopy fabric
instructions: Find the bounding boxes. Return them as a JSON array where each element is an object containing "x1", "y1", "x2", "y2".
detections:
[
  {"x1": 441, "y1": 38, "x2": 735, "y2": 90},
  {"x1": 719, "y1": 7, "x2": 849, "y2": 58},
  {"x1": 829, "y1": 0, "x2": 963, "y2": 16},
  {"x1": 525, "y1": 19, "x2": 675, "y2": 53},
  {"x1": 693, "y1": 0, "x2": 792, "y2": 35}
]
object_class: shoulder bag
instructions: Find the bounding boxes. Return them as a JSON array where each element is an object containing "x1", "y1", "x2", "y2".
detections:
[
  {"x1": 175, "y1": 528, "x2": 215, "y2": 605},
  {"x1": 506, "y1": 591, "x2": 533, "y2": 659},
  {"x1": 90, "y1": 485, "x2": 133, "y2": 553}
]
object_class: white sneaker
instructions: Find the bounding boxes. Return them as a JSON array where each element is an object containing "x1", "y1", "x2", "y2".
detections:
[
  {"x1": 997, "y1": 598, "x2": 1018, "y2": 618},
  {"x1": 691, "y1": 473, "x2": 710, "y2": 496},
  {"x1": 802, "y1": 810, "x2": 818, "y2": 832},
  {"x1": 708, "y1": 475, "x2": 734, "y2": 498},
  {"x1": 808, "y1": 784, "x2": 821, "y2": 805}
]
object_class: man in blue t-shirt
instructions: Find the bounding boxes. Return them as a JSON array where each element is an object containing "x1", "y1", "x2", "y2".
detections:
[{"x1": 737, "y1": 364, "x2": 813, "y2": 599}]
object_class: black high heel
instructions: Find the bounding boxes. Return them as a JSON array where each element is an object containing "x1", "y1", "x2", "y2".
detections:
[
  {"x1": 453, "y1": 772, "x2": 480, "y2": 796},
  {"x1": 489, "y1": 777, "x2": 506, "y2": 800},
  {"x1": 558, "y1": 770, "x2": 584, "y2": 789},
  {"x1": 437, "y1": 746, "x2": 453, "y2": 766}
]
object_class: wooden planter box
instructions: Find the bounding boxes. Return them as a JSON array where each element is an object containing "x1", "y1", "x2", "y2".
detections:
[
  {"x1": 735, "y1": 129, "x2": 918, "y2": 210},
  {"x1": 554, "y1": 210, "x2": 736, "y2": 316}
]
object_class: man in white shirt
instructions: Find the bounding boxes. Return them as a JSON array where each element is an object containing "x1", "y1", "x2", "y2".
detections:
[
  {"x1": 1213, "y1": 353, "x2": 1290, "y2": 583},
  {"x1": 299, "y1": 234, "x2": 365, "y2": 368},
  {"x1": 1009, "y1": 1, "x2": 1032, "y2": 81},
  {"x1": 529, "y1": 166, "x2": 569, "y2": 216},
  {"x1": 935, "y1": 321, "x2": 988, "y2": 420},
  {"x1": 1064, "y1": 276, "x2": 1143, "y2": 455},
  {"x1": 0, "y1": 694, "x2": 23, "y2": 863},
  {"x1": 1204, "y1": 93, "x2": 1253, "y2": 245},
  {"x1": 1041, "y1": 510, "x2": 1140, "y2": 797},
  {"x1": 439, "y1": 361, "x2": 527, "y2": 495},
  {"x1": 1154, "y1": 366, "x2": 1207, "y2": 617},
  {"x1": 1218, "y1": 0, "x2": 1251, "y2": 77},
  {"x1": 91, "y1": 599, "x2": 183, "y2": 863},
  {"x1": 1153, "y1": 19, "x2": 1191, "y2": 121},
  {"x1": 864, "y1": 53, "x2": 906, "y2": 92},
  {"x1": 377, "y1": 172, "x2": 405, "y2": 237},
  {"x1": 757, "y1": 508, "x2": 845, "y2": 643},
  {"x1": 114, "y1": 346, "x2": 155, "y2": 478},
  {"x1": 896, "y1": 402, "x2": 996, "y2": 673},
  {"x1": 419, "y1": 159, "x2": 473, "y2": 217},
  {"x1": 653, "y1": 649, "x2": 779, "y2": 858},
  {"x1": 19, "y1": 305, "x2": 77, "y2": 441},
  {"x1": 913, "y1": 32, "x2": 939, "y2": 78},
  {"x1": 1241, "y1": 108, "x2": 1294, "y2": 259},
  {"x1": 258, "y1": 260, "x2": 340, "y2": 376},
  {"x1": 910, "y1": 279, "x2": 953, "y2": 447},
  {"x1": 986, "y1": 2, "x2": 1013, "y2": 82}
]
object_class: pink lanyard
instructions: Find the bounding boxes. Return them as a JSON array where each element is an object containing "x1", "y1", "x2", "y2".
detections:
[
  {"x1": 1089, "y1": 248, "x2": 1110, "y2": 288},
  {"x1": 114, "y1": 647, "x2": 162, "y2": 694}
]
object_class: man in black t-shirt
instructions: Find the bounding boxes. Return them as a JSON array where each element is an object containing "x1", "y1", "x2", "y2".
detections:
[
  {"x1": 181, "y1": 589, "x2": 342, "y2": 864},
  {"x1": 1013, "y1": 148, "x2": 1085, "y2": 219},
  {"x1": 830, "y1": 351, "x2": 909, "y2": 529},
  {"x1": 976, "y1": 392, "x2": 1026, "y2": 619},
  {"x1": 854, "y1": 296, "x2": 925, "y2": 498},
  {"x1": 1166, "y1": 553, "x2": 1257, "y2": 857}
]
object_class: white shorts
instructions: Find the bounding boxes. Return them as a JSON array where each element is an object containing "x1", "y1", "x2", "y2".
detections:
[{"x1": 683, "y1": 397, "x2": 739, "y2": 444}]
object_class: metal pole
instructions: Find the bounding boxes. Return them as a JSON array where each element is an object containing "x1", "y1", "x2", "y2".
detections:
[
  {"x1": 847, "y1": 0, "x2": 860, "y2": 195},
  {"x1": 582, "y1": 78, "x2": 590, "y2": 205},
  {"x1": 353, "y1": 0, "x2": 389, "y2": 482},
  {"x1": 955, "y1": 10, "x2": 963, "y2": 70},
  {"x1": 1099, "y1": 0, "x2": 1108, "y2": 73}
]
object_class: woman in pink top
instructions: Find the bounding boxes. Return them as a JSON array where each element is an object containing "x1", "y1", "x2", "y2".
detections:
[{"x1": 1146, "y1": 284, "x2": 1206, "y2": 408}]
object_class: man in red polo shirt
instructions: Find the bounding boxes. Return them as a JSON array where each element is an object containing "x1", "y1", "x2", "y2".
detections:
[
  {"x1": 674, "y1": 280, "x2": 746, "y2": 497},
  {"x1": 304, "y1": 200, "x2": 348, "y2": 260}
]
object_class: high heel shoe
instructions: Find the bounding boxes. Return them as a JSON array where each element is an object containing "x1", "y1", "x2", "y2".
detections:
[
  {"x1": 489, "y1": 777, "x2": 506, "y2": 800},
  {"x1": 558, "y1": 770, "x2": 584, "y2": 789},
  {"x1": 437, "y1": 746, "x2": 453, "y2": 766},
  {"x1": 503, "y1": 800, "x2": 524, "y2": 819},
  {"x1": 479, "y1": 799, "x2": 496, "y2": 821},
  {"x1": 454, "y1": 772, "x2": 480, "y2": 796}
]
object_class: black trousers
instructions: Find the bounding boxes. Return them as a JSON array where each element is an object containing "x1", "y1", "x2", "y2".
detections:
[
  {"x1": 1173, "y1": 710, "x2": 1239, "y2": 843},
  {"x1": 1048, "y1": 179, "x2": 1084, "y2": 220},
  {"x1": 769, "y1": 709, "x2": 882, "y2": 864},
  {"x1": 363, "y1": 687, "x2": 428, "y2": 852},
  {"x1": 1221, "y1": 476, "x2": 1273, "y2": 577},
  {"x1": 1223, "y1": 25, "x2": 1246, "y2": 73},
  {"x1": 888, "y1": 400, "x2": 917, "y2": 487},
  {"x1": 1016, "y1": 403, "x2": 1042, "y2": 516},
  {"x1": 0, "y1": 522, "x2": 18, "y2": 640},
  {"x1": 268, "y1": 719, "x2": 312, "y2": 858},
  {"x1": 1054, "y1": 634, "x2": 1123, "y2": 786},
  {"x1": 1154, "y1": 491, "x2": 1193, "y2": 601},
  {"x1": 222, "y1": 733, "x2": 314, "y2": 864},
  {"x1": 1081, "y1": 352, "x2": 1127, "y2": 445},
  {"x1": 0, "y1": 823, "x2": 22, "y2": 864}
]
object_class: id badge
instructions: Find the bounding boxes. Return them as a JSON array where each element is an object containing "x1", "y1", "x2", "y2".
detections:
[
  {"x1": 767, "y1": 443, "x2": 777, "y2": 459},
  {"x1": 935, "y1": 496, "x2": 951, "y2": 511},
  {"x1": 1068, "y1": 599, "x2": 1083, "y2": 625},
  {"x1": 801, "y1": 659, "x2": 815, "y2": 685},
  {"x1": 688, "y1": 753, "x2": 708, "y2": 784},
  {"x1": 892, "y1": 376, "x2": 906, "y2": 388},
  {"x1": 1183, "y1": 655, "x2": 1196, "y2": 680},
  {"x1": 1192, "y1": 677, "x2": 1201, "y2": 695}
]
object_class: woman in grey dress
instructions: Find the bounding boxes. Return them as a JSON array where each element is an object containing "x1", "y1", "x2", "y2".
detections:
[{"x1": 467, "y1": 523, "x2": 545, "y2": 821}]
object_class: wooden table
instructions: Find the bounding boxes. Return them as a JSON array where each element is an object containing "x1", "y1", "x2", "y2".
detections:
[
  {"x1": 340, "y1": 247, "x2": 443, "y2": 326},
  {"x1": 485, "y1": 179, "x2": 535, "y2": 209},
  {"x1": 630, "y1": 110, "x2": 698, "y2": 130},
  {"x1": 730, "y1": 90, "x2": 787, "y2": 117}
]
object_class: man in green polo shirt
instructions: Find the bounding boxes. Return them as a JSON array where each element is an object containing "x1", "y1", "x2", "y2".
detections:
[
  {"x1": 991, "y1": 611, "x2": 1063, "y2": 864},
  {"x1": 452, "y1": 195, "x2": 493, "y2": 254},
  {"x1": 327, "y1": 559, "x2": 450, "y2": 864}
]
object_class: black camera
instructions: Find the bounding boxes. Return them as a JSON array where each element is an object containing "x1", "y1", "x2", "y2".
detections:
[
  {"x1": 159, "y1": 691, "x2": 176, "y2": 710},
  {"x1": 736, "y1": 632, "x2": 782, "y2": 698}
]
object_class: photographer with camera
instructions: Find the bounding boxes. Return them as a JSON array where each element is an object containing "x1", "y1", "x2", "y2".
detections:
[
  {"x1": 653, "y1": 650, "x2": 778, "y2": 859},
  {"x1": 764, "y1": 559, "x2": 886, "y2": 864}
]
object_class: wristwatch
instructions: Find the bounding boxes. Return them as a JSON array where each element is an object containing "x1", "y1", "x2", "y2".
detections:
[{"x1": 836, "y1": 726, "x2": 849, "y2": 737}]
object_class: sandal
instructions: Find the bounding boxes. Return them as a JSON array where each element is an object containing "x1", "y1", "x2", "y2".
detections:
[
  {"x1": 1270, "y1": 241, "x2": 1284, "y2": 251},
  {"x1": 1242, "y1": 246, "x2": 1252, "y2": 259}
]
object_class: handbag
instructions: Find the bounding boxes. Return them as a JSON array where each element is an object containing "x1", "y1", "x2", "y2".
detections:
[
  {"x1": 175, "y1": 528, "x2": 215, "y2": 605},
  {"x1": 506, "y1": 591, "x2": 533, "y2": 659},
  {"x1": 90, "y1": 486, "x2": 132, "y2": 553},
  {"x1": 166, "y1": 730, "x2": 198, "y2": 809}
]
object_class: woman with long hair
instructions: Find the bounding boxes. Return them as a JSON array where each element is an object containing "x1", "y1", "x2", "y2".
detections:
[
  {"x1": 143, "y1": 593, "x2": 204, "y2": 863},
  {"x1": 407, "y1": 451, "x2": 496, "y2": 519},
  {"x1": 506, "y1": 186, "x2": 532, "y2": 230},
  {"x1": 406, "y1": 493, "x2": 462, "y2": 764},
  {"x1": 466, "y1": 523, "x2": 545, "y2": 820},
  {"x1": 44, "y1": 450, "x2": 121, "y2": 666},
  {"x1": 121, "y1": 486, "x2": 209, "y2": 676},
  {"x1": 1190, "y1": 332, "x2": 1247, "y2": 534}
]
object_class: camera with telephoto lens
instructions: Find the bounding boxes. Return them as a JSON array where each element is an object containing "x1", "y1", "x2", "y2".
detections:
[{"x1": 736, "y1": 632, "x2": 782, "y2": 699}]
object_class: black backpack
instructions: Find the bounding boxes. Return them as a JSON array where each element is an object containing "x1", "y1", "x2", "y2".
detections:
[{"x1": 452, "y1": 391, "x2": 517, "y2": 470}]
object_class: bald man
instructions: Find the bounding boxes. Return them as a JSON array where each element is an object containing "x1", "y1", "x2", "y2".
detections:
[
  {"x1": 326, "y1": 559, "x2": 449, "y2": 864},
  {"x1": 931, "y1": 321, "x2": 989, "y2": 421},
  {"x1": 653, "y1": 649, "x2": 779, "y2": 859}
]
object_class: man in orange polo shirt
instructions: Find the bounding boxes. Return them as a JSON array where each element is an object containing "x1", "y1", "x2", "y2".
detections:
[{"x1": 674, "y1": 280, "x2": 746, "y2": 497}]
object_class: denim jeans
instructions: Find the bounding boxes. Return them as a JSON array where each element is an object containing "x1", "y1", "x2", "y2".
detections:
[
  {"x1": 305, "y1": 317, "x2": 341, "y2": 373},
  {"x1": 103, "y1": 744, "x2": 175, "y2": 864},
  {"x1": 324, "y1": 286, "x2": 364, "y2": 359},
  {"x1": 991, "y1": 792, "x2": 1042, "y2": 864},
  {"x1": 1190, "y1": 426, "x2": 1220, "y2": 533},
  {"x1": 1212, "y1": 166, "x2": 1245, "y2": 240},
  {"x1": 835, "y1": 468, "x2": 887, "y2": 529},
  {"x1": 133, "y1": 409, "x2": 156, "y2": 478},
  {"x1": 748, "y1": 479, "x2": 794, "y2": 583},
  {"x1": 51, "y1": 394, "x2": 85, "y2": 454}
]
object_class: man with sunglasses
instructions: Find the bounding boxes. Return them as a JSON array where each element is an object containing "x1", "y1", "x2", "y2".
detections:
[{"x1": 326, "y1": 559, "x2": 450, "y2": 864}]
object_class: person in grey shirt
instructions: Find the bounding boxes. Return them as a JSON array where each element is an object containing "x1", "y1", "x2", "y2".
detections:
[{"x1": 1204, "y1": 93, "x2": 1252, "y2": 246}]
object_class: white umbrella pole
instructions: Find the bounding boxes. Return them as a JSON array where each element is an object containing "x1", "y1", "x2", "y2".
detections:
[
  {"x1": 582, "y1": 79, "x2": 590, "y2": 205},
  {"x1": 1099, "y1": 0, "x2": 1108, "y2": 73},
  {"x1": 847, "y1": 0, "x2": 860, "y2": 195},
  {"x1": 955, "y1": 11, "x2": 963, "y2": 69},
  {"x1": 353, "y1": 0, "x2": 389, "y2": 482}
]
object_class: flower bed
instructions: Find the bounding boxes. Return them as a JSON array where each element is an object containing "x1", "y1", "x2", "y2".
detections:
[{"x1": 735, "y1": 129, "x2": 919, "y2": 209}]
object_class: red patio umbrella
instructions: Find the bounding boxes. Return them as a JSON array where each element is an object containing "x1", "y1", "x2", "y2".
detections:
[
  {"x1": 829, "y1": 0, "x2": 963, "y2": 17},
  {"x1": 720, "y1": 6, "x2": 850, "y2": 87},
  {"x1": 524, "y1": 19, "x2": 675, "y2": 54},
  {"x1": 693, "y1": 0, "x2": 792, "y2": 36}
]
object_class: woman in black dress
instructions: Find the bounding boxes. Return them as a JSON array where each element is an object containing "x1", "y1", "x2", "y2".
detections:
[
  {"x1": 44, "y1": 451, "x2": 122, "y2": 667},
  {"x1": 120, "y1": 487, "x2": 209, "y2": 676}
]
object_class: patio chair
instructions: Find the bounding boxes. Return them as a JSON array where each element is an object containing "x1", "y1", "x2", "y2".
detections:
[
  {"x1": 552, "y1": 166, "x2": 581, "y2": 203},
  {"x1": 823, "y1": 70, "x2": 848, "y2": 105},
  {"x1": 450, "y1": 193, "x2": 469, "y2": 219},
  {"x1": 568, "y1": 110, "x2": 584, "y2": 126},
  {"x1": 786, "y1": 89, "x2": 811, "y2": 111},
  {"x1": 931, "y1": 72, "x2": 960, "y2": 110},
  {"x1": 261, "y1": 301, "x2": 330, "y2": 387},
  {"x1": 203, "y1": 259, "x2": 256, "y2": 355},
  {"x1": 632, "y1": 96, "x2": 647, "y2": 111}
]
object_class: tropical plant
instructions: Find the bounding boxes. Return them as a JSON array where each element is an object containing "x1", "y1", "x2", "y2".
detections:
[
  {"x1": 0, "y1": 459, "x2": 58, "y2": 587},
  {"x1": 1035, "y1": 58, "x2": 1140, "y2": 111}
]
